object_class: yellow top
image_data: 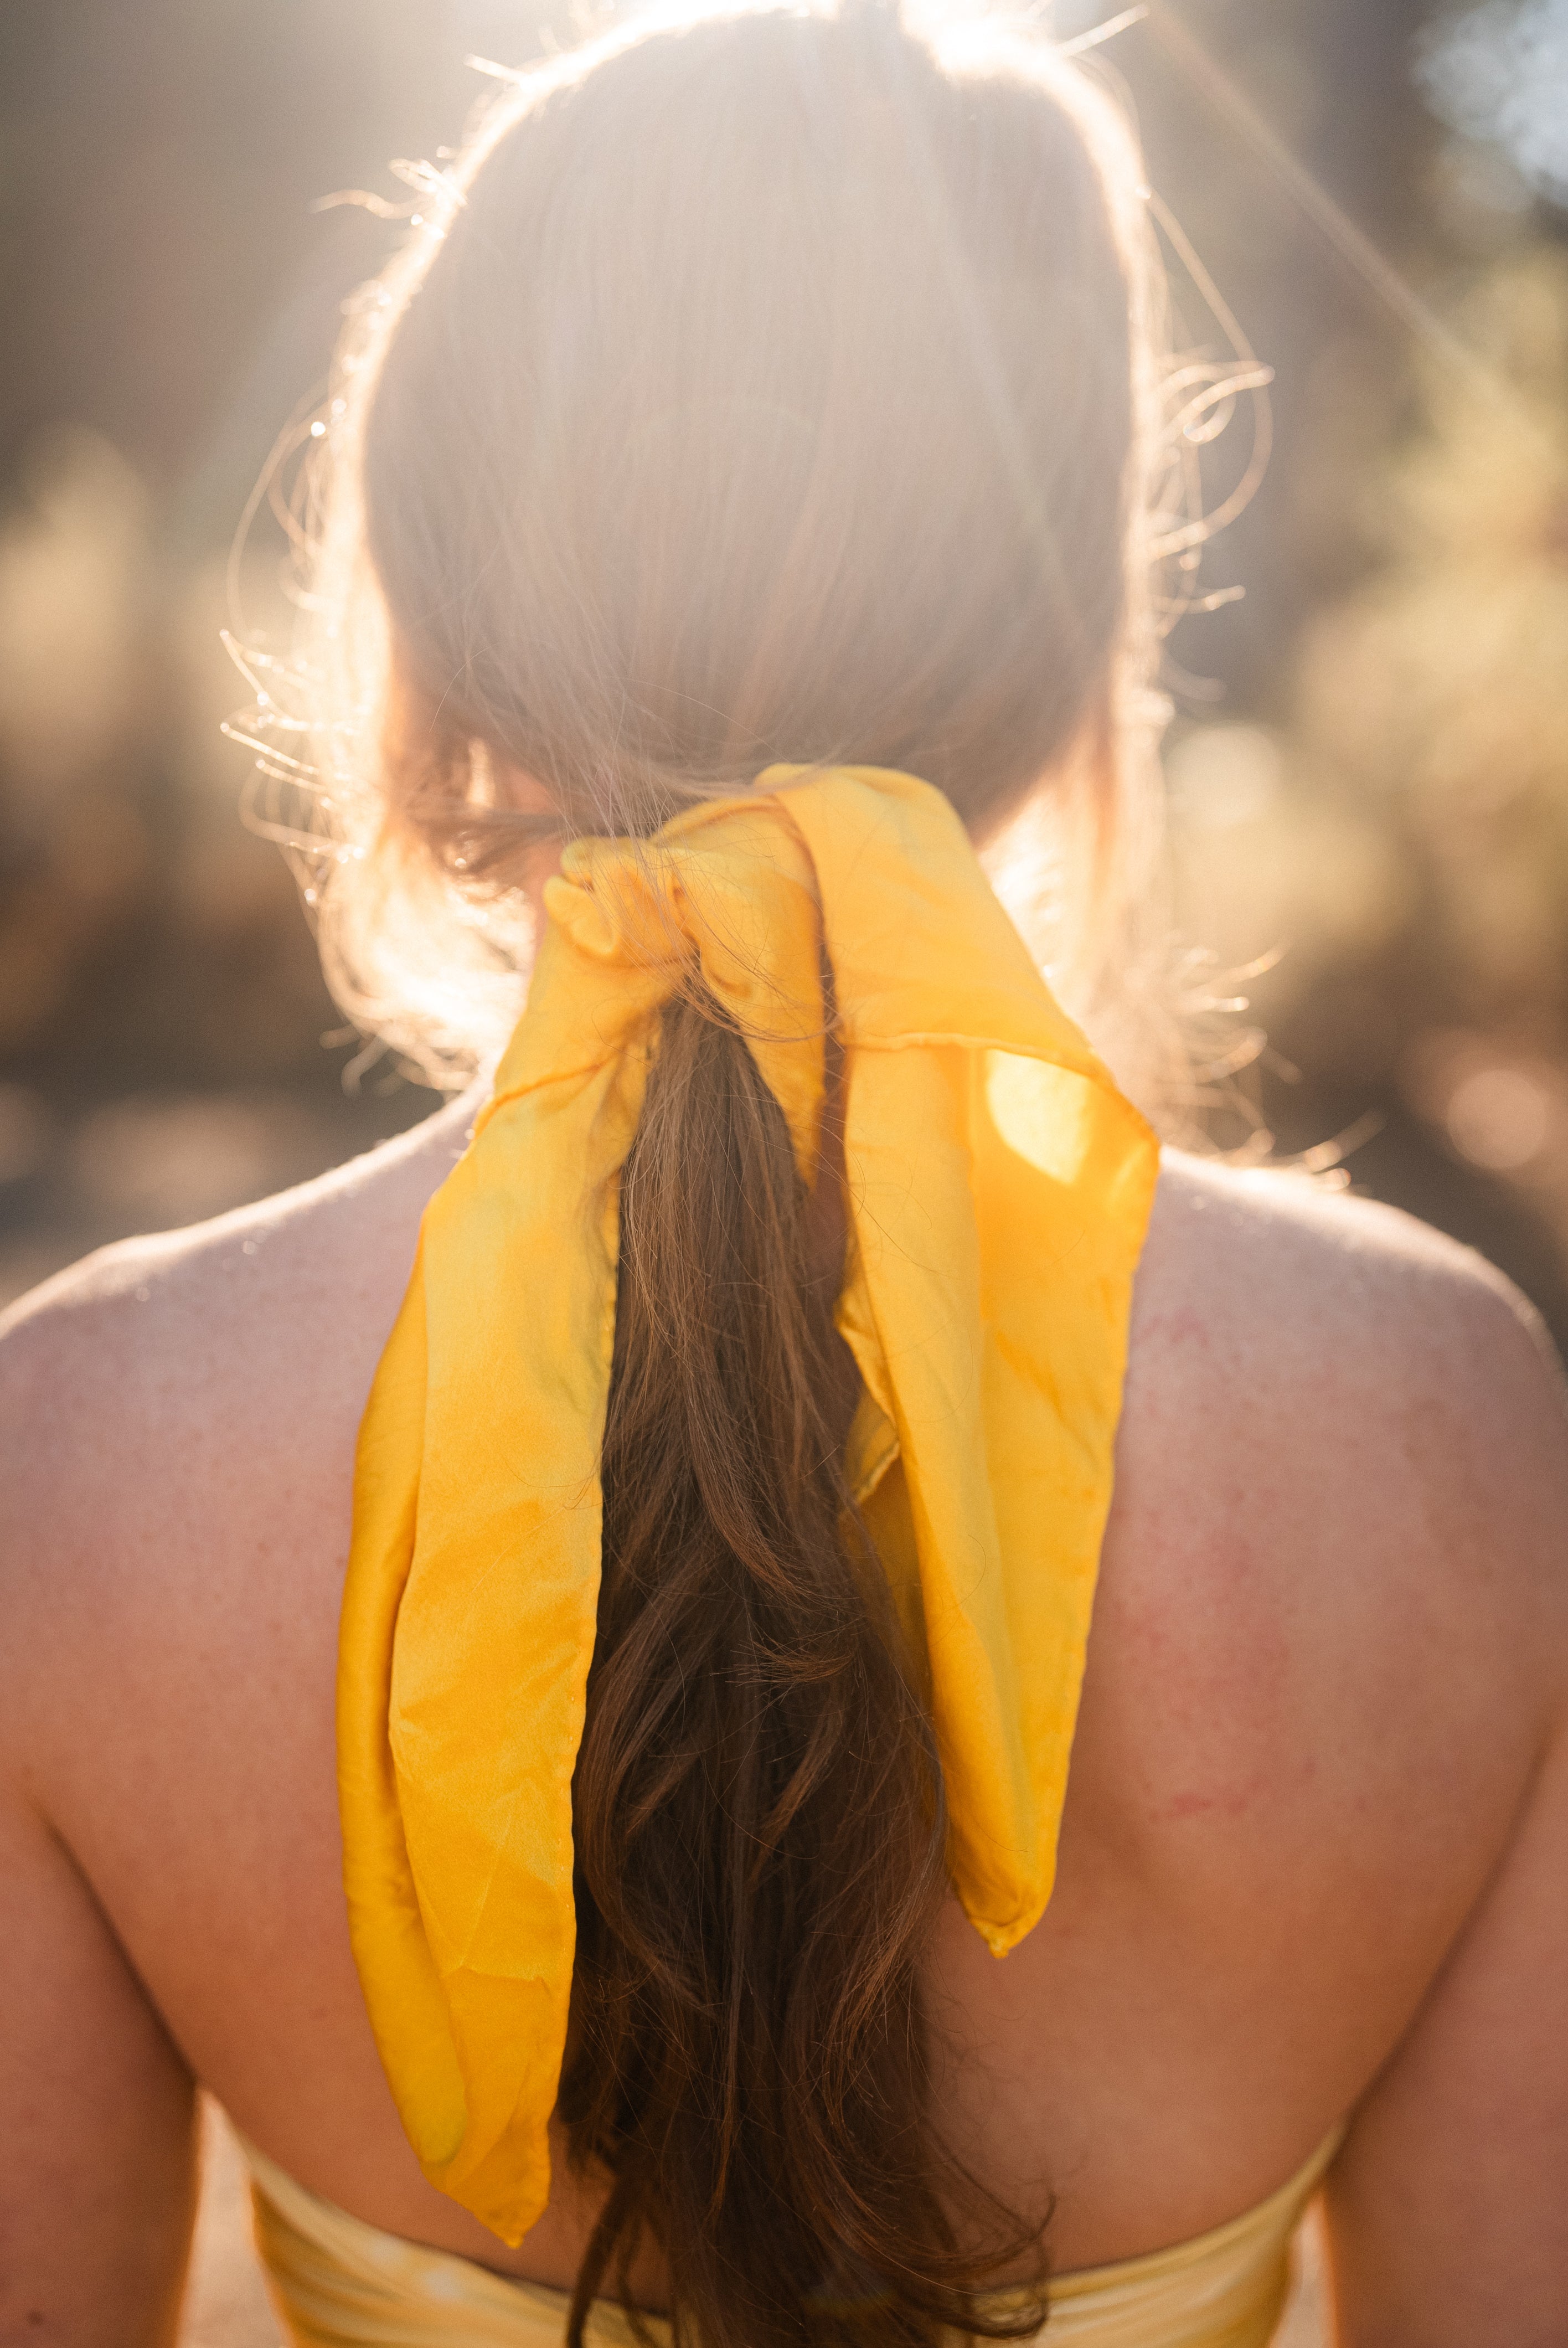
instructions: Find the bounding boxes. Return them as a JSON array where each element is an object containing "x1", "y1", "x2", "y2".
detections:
[
  {"x1": 337, "y1": 765, "x2": 1159, "y2": 2243},
  {"x1": 243, "y1": 2129, "x2": 1343, "y2": 2348}
]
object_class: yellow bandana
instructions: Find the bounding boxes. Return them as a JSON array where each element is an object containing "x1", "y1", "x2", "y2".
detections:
[{"x1": 338, "y1": 765, "x2": 1158, "y2": 2245}]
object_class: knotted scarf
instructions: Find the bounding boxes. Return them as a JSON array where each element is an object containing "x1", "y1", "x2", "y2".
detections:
[{"x1": 338, "y1": 764, "x2": 1159, "y2": 2244}]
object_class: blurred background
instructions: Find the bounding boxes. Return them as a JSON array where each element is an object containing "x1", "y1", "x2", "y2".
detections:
[{"x1": 2, "y1": 0, "x2": 1567, "y2": 1357}]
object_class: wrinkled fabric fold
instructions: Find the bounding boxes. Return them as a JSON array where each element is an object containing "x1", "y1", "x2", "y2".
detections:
[
  {"x1": 243, "y1": 2124, "x2": 1344, "y2": 2348},
  {"x1": 338, "y1": 765, "x2": 1159, "y2": 2243}
]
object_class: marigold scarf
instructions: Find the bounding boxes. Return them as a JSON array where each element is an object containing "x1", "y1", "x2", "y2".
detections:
[{"x1": 338, "y1": 764, "x2": 1158, "y2": 2243}]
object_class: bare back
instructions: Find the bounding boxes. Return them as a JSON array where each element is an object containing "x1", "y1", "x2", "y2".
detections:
[{"x1": 3, "y1": 1104, "x2": 1566, "y2": 2344}]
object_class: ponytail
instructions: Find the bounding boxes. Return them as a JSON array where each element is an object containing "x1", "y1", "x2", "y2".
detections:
[{"x1": 562, "y1": 991, "x2": 1048, "y2": 2348}]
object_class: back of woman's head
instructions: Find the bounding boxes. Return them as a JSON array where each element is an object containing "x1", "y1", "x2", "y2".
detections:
[
  {"x1": 314, "y1": 11, "x2": 1157, "y2": 2347},
  {"x1": 360, "y1": 0, "x2": 1151, "y2": 854}
]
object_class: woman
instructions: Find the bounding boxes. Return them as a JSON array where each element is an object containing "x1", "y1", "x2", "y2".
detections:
[{"x1": 2, "y1": 7, "x2": 1565, "y2": 2346}]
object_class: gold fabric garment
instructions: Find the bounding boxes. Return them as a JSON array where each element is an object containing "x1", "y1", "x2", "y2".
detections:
[
  {"x1": 338, "y1": 766, "x2": 1159, "y2": 2243},
  {"x1": 243, "y1": 2130, "x2": 1344, "y2": 2348}
]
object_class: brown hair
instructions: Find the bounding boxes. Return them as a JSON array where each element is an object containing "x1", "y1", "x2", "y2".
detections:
[
  {"x1": 570, "y1": 990, "x2": 1044, "y2": 2348},
  {"x1": 310, "y1": 7, "x2": 1157, "y2": 2342}
]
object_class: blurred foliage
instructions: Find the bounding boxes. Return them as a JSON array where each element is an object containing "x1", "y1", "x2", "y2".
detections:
[
  {"x1": 1167, "y1": 229, "x2": 1568, "y2": 1327},
  {"x1": 1, "y1": 0, "x2": 1567, "y2": 1340}
]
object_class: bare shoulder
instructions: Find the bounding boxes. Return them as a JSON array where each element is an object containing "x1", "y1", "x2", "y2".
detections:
[
  {"x1": 0, "y1": 1087, "x2": 474, "y2": 1366},
  {"x1": 0, "y1": 1094, "x2": 476, "y2": 1744},
  {"x1": 1108, "y1": 1146, "x2": 1568, "y2": 1754},
  {"x1": 0, "y1": 1090, "x2": 474, "y2": 1460},
  {"x1": 1137, "y1": 1147, "x2": 1566, "y2": 1509},
  {"x1": 1144, "y1": 1142, "x2": 1563, "y2": 1355}
]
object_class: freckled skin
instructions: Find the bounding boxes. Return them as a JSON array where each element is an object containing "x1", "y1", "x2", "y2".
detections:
[{"x1": 1, "y1": 1125, "x2": 1566, "y2": 2346}]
